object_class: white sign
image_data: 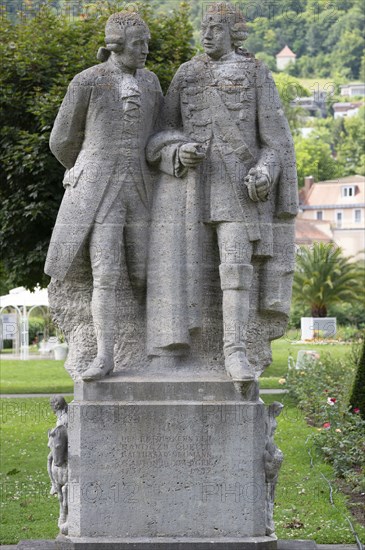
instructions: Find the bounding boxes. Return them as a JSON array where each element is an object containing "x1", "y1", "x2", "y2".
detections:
[{"x1": 1, "y1": 313, "x2": 18, "y2": 340}]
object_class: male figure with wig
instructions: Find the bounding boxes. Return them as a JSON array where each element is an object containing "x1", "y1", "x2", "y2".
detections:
[
  {"x1": 45, "y1": 12, "x2": 162, "y2": 380},
  {"x1": 147, "y1": 2, "x2": 298, "y2": 380}
]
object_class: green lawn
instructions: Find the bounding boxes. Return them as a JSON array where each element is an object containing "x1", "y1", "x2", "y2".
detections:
[
  {"x1": 265, "y1": 394, "x2": 365, "y2": 544},
  {"x1": 1, "y1": 395, "x2": 363, "y2": 544},
  {"x1": 0, "y1": 360, "x2": 73, "y2": 394},
  {"x1": 0, "y1": 338, "x2": 352, "y2": 393},
  {"x1": 296, "y1": 77, "x2": 338, "y2": 93},
  {"x1": 0, "y1": 397, "x2": 71, "y2": 543}
]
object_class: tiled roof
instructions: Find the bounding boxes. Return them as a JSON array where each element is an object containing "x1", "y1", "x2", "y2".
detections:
[
  {"x1": 295, "y1": 219, "x2": 332, "y2": 244},
  {"x1": 276, "y1": 45, "x2": 296, "y2": 58},
  {"x1": 333, "y1": 102, "x2": 363, "y2": 111},
  {"x1": 301, "y1": 176, "x2": 365, "y2": 206}
]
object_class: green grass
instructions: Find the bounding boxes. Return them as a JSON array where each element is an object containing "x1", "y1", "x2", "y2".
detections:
[
  {"x1": 1, "y1": 396, "x2": 363, "y2": 544},
  {"x1": 0, "y1": 360, "x2": 73, "y2": 394},
  {"x1": 0, "y1": 397, "x2": 72, "y2": 543},
  {"x1": 296, "y1": 77, "x2": 338, "y2": 93}
]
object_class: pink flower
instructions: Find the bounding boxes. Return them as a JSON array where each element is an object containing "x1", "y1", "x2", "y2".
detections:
[
  {"x1": 354, "y1": 408, "x2": 360, "y2": 414},
  {"x1": 323, "y1": 422, "x2": 331, "y2": 429},
  {"x1": 327, "y1": 397, "x2": 336, "y2": 406}
]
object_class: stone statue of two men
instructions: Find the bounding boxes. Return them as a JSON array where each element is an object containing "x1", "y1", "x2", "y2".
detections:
[{"x1": 45, "y1": 3, "x2": 298, "y2": 382}]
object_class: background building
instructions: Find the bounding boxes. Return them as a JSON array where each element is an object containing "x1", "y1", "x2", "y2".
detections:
[
  {"x1": 339, "y1": 83, "x2": 365, "y2": 97},
  {"x1": 298, "y1": 175, "x2": 365, "y2": 259},
  {"x1": 276, "y1": 45, "x2": 296, "y2": 70}
]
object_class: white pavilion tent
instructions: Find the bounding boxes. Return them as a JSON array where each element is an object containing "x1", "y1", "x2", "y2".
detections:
[{"x1": 0, "y1": 286, "x2": 49, "y2": 359}]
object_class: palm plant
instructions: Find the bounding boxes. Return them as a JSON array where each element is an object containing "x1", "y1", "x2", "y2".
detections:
[{"x1": 293, "y1": 243, "x2": 364, "y2": 318}]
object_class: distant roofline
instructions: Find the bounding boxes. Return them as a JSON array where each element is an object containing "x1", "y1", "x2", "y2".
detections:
[
  {"x1": 308, "y1": 175, "x2": 365, "y2": 185},
  {"x1": 340, "y1": 82, "x2": 365, "y2": 88},
  {"x1": 276, "y1": 45, "x2": 296, "y2": 58},
  {"x1": 301, "y1": 204, "x2": 365, "y2": 210}
]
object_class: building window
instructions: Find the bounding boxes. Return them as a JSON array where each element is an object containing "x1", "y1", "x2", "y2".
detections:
[
  {"x1": 336, "y1": 212, "x2": 342, "y2": 228},
  {"x1": 342, "y1": 186, "x2": 355, "y2": 197},
  {"x1": 354, "y1": 209, "x2": 361, "y2": 223},
  {"x1": 316, "y1": 211, "x2": 323, "y2": 220}
]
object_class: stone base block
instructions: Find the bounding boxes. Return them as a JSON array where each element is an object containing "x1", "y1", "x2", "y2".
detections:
[
  {"x1": 16, "y1": 539, "x2": 321, "y2": 550},
  {"x1": 67, "y1": 375, "x2": 270, "y2": 541},
  {"x1": 55, "y1": 535, "x2": 277, "y2": 549}
]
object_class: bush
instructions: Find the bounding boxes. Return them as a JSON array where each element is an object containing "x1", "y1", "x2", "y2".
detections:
[
  {"x1": 330, "y1": 302, "x2": 365, "y2": 329},
  {"x1": 350, "y1": 336, "x2": 365, "y2": 421},
  {"x1": 286, "y1": 352, "x2": 357, "y2": 425},
  {"x1": 312, "y1": 408, "x2": 365, "y2": 491},
  {"x1": 336, "y1": 325, "x2": 364, "y2": 343},
  {"x1": 28, "y1": 316, "x2": 45, "y2": 344},
  {"x1": 286, "y1": 344, "x2": 365, "y2": 492}
]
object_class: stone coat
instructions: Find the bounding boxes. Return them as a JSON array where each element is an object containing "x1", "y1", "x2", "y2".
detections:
[
  {"x1": 146, "y1": 52, "x2": 298, "y2": 354},
  {"x1": 160, "y1": 51, "x2": 298, "y2": 249},
  {"x1": 45, "y1": 58, "x2": 162, "y2": 280}
]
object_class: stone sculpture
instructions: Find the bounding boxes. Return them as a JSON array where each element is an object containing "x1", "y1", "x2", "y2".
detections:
[
  {"x1": 147, "y1": 1, "x2": 298, "y2": 381},
  {"x1": 47, "y1": 396, "x2": 68, "y2": 535},
  {"x1": 45, "y1": 11, "x2": 162, "y2": 381},
  {"x1": 44, "y1": 5, "x2": 297, "y2": 548}
]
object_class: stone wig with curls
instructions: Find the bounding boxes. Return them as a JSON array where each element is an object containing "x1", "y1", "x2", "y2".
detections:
[
  {"x1": 202, "y1": 2, "x2": 248, "y2": 49},
  {"x1": 97, "y1": 11, "x2": 150, "y2": 62}
]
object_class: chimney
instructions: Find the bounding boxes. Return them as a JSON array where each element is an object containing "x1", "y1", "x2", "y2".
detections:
[{"x1": 304, "y1": 176, "x2": 314, "y2": 194}]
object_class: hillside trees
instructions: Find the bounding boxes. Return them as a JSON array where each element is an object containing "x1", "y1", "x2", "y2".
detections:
[{"x1": 243, "y1": 0, "x2": 365, "y2": 80}]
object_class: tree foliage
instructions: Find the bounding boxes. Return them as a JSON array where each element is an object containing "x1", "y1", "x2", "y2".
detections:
[
  {"x1": 294, "y1": 134, "x2": 342, "y2": 187},
  {"x1": 0, "y1": 2, "x2": 194, "y2": 289},
  {"x1": 335, "y1": 107, "x2": 365, "y2": 176},
  {"x1": 293, "y1": 243, "x2": 365, "y2": 317},
  {"x1": 243, "y1": 0, "x2": 365, "y2": 80},
  {"x1": 350, "y1": 336, "x2": 365, "y2": 420},
  {"x1": 303, "y1": 109, "x2": 365, "y2": 180},
  {"x1": 273, "y1": 73, "x2": 310, "y2": 133}
]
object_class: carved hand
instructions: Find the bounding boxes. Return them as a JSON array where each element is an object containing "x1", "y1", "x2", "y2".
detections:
[
  {"x1": 178, "y1": 143, "x2": 206, "y2": 168},
  {"x1": 244, "y1": 167, "x2": 271, "y2": 202}
]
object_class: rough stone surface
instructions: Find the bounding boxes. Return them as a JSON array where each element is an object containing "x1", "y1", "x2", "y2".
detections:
[
  {"x1": 55, "y1": 536, "x2": 278, "y2": 549},
  {"x1": 46, "y1": 4, "x2": 298, "y2": 383},
  {"x1": 66, "y1": 373, "x2": 275, "y2": 540},
  {"x1": 43, "y1": 2, "x2": 297, "y2": 546},
  {"x1": 14, "y1": 541, "x2": 363, "y2": 549}
]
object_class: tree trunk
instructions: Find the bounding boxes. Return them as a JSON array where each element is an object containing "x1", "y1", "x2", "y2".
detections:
[{"x1": 311, "y1": 304, "x2": 327, "y2": 317}]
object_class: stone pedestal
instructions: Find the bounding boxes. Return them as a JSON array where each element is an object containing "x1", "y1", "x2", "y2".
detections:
[{"x1": 59, "y1": 370, "x2": 277, "y2": 549}]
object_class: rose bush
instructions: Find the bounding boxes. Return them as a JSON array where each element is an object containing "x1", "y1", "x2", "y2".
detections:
[{"x1": 286, "y1": 345, "x2": 365, "y2": 492}]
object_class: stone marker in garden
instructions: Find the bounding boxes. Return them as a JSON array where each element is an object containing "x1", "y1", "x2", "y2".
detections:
[{"x1": 44, "y1": 3, "x2": 298, "y2": 548}]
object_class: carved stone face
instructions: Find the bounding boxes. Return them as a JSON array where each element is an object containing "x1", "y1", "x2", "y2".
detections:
[
  {"x1": 113, "y1": 26, "x2": 150, "y2": 70},
  {"x1": 201, "y1": 15, "x2": 233, "y2": 60}
]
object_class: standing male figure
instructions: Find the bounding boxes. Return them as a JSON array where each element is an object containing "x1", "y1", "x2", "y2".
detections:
[
  {"x1": 147, "y1": 2, "x2": 297, "y2": 380},
  {"x1": 45, "y1": 11, "x2": 162, "y2": 380}
]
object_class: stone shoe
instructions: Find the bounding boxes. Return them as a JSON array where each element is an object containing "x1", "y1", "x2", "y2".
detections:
[
  {"x1": 81, "y1": 356, "x2": 114, "y2": 381},
  {"x1": 225, "y1": 351, "x2": 256, "y2": 381}
]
